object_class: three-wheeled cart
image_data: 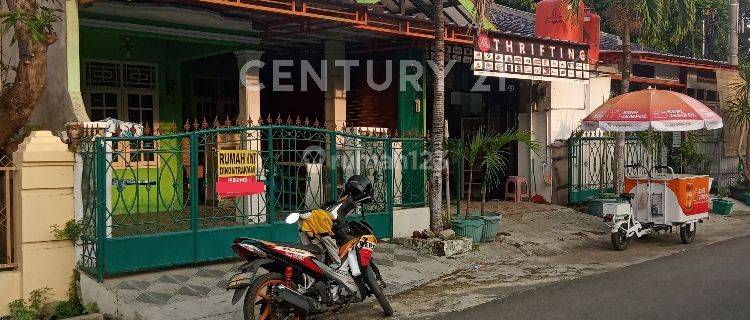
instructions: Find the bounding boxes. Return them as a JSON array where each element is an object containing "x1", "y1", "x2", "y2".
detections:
[
  {"x1": 602, "y1": 164, "x2": 712, "y2": 250},
  {"x1": 581, "y1": 88, "x2": 724, "y2": 251}
]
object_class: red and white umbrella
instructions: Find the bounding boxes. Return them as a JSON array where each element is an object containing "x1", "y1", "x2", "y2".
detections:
[{"x1": 582, "y1": 88, "x2": 723, "y2": 132}]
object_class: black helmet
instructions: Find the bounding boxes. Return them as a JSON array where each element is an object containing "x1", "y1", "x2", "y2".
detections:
[{"x1": 343, "y1": 175, "x2": 374, "y2": 204}]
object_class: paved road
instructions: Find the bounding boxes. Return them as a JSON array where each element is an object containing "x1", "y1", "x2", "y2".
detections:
[{"x1": 432, "y1": 235, "x2": 750, "y2": 320}]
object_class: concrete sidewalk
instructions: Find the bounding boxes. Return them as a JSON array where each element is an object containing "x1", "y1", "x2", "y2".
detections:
[
  {"x1": 342, "y1": 207, "x2": 750, "y2": 319},
  {"x1": 80, "y1": 242, "x2": 458, "y2": 320},
  {"x1": 81, "y1": 202, "x2": 750, "y2": 320}
]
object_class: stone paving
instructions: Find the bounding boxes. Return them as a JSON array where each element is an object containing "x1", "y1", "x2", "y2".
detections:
[{"x1": 82, "y1": 242, "x2": 456, "y2": 319}]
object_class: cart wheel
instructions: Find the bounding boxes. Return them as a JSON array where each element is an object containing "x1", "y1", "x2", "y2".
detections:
[
  {"x1": 611, "y1": 229, "x2": 630, "y2": 251},
  {"x1": 680, "y1": 223, "x2": 696, "y2": 244}
]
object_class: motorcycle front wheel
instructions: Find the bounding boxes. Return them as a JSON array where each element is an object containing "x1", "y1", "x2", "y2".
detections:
[
  {"x1": 365, "y1": 266, "x2": 394, "y2": 317},
  {"x1": 244, "y1": 273, "x2": 302, "y2": 320},
  {"x1": 611, "y1": 228, "x2": 630, "y2": 251}
]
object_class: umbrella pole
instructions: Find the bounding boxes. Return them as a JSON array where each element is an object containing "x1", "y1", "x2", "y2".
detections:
[
  {"x1": 600, "y1": 132, "x2": 607, "y2": 195},
  {"x1": 613, "y1": 132, "x2": 625, "y2": 194}
]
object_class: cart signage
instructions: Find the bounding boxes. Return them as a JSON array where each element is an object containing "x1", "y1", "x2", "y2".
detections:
[
  {"x1": 473, "y1": 32, "x2": 590, "y2": 83},
  {"x1": 216, "y1": 150, "x2": 265, "y2": 198}
]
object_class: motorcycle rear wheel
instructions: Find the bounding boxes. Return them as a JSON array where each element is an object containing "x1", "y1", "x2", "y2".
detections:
[
  {"x1": 365, "y1": 266, "x2": 393, "y2": 317},
  {"x1": 680, "y1": 223, "x2": 696, "y2": 244},
  {"x1": 244, "y1": 273, "x2": 302, "y2": 320}
]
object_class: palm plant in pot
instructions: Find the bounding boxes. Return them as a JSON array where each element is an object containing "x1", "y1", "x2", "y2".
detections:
[
  {"x1": 712, "y1": 186, "x2": 734, "y2": 216},
  {"x1": 445, "y1": 127, "x2": 538, "y2": 241}
]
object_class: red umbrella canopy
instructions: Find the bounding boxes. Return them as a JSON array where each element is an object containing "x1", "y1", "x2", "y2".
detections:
[{"x1": 582, "y1": 88, "x2": 723, "y2": 132}]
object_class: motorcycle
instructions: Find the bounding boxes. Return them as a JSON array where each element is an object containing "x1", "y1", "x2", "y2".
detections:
[{"x1": 227, "y1": 175, "x2": 393, "y2": 319}]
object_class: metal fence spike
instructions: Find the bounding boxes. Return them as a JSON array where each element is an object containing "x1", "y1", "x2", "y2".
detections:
[
  {"x1": 276, "y1": 114, "x2": 283, "y2": 125},
  {"x1": 225, "y1": 115, "x2": 232, "y2": 127},
  {"x1": 266, "y1": 113, "x2": 273, "y2": 125},
  {"x1": 213, "y1": 116, "x2": 220, "y2": 128},
  {"x1": 201, "y1": 117, "x2": 208, "y2": 129},
  {"x1": 184, "y1": 119, "x2": 191, "y2": 132},
  {"x1": 286, "y1": 114, "x2": 292, "y2": 125},
  {"x1": 304, "y1": 117, "x2": 310, "y2": 126},
  {"x1": 248, "y1": 116, "x2": 254, "y2": 126},
  {"x1": 258, "y1": 116, "x2": 264, "y2": 126},
  {"x1": 313, "y1": 118, "x2": 320, "y2": 127},
  {"x1": 144, "y1": 123, "x2": 151, "y2": 136},
  {"x1": 295, "y1": 115, "x2": 301, "y2": 126}
]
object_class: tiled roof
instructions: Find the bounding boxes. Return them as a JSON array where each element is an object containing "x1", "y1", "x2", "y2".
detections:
[{"x1": 350, "y1": 0, "x2": 477, "y2": 27}]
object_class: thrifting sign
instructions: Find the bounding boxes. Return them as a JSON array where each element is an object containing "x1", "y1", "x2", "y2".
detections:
[
  {"x1": 216, "y1": 150, "x2": 265, "y2": 198},
  {"x1": 473, "y1": 32, "x2": 590, "y2": 83}
]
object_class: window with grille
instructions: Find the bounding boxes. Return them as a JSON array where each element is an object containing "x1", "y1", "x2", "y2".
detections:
[{"x1": 83, "y1": 61, "x2": 159, "y2": 167}]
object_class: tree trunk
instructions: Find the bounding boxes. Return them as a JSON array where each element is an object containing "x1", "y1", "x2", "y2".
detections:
[
  {"x1": 429, "y1": 0, "x2": 445, "y2": 232},
  {"x1": 0, "y1": 0, "x2": 57, "y2": 154},
  {"x1": 613, "y1": 24, "x2": 632, "y2": 194},
  {"x1": 744, "y1": 124, "x2": 750, "y2": 184}
]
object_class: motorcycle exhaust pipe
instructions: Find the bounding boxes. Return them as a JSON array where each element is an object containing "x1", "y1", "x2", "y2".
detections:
[{"x1": 273, "y1": 284, "x2": 323, "y2": 313}]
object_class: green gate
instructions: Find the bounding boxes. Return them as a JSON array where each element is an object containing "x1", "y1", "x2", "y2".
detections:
[
  {"x1": 77, "y1": 123, "x2": 427, "y2": 281},
  {"x1": 568, "y1": 132, "x2": 666, "y2": 203}
]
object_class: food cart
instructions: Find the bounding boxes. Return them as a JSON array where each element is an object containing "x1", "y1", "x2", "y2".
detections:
[{"x1": 582, "y1": 88, "x2": 723, "y2": 250}]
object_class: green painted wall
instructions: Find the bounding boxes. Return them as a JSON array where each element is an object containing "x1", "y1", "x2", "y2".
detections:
[
  {"x1": 80, "y1": 26, "x2": 250, "y2": 216},
  {"x1": 396, "y1": 49, "x2": 427, "y2": 206},
  {"x1": 397, "y1": 49, "x2": 426, "y2": 135}
]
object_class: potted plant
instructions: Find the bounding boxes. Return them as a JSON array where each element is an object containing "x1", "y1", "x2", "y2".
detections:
[
  {"x1": 445, "y1": 127, "x2": 539, "y2": 241},
  {"x1": 712, "y1": 187, "x2": 734, "y2": 215}
]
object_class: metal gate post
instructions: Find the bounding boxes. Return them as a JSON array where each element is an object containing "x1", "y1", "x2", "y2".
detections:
[
  {"x1": 266, "y1": 127, "x2": 275, "y2": 223},
  {"x1": 567, "y1": 137, "x2": 575, "y2": 204},
  {"x1": 385, "y1": 136, "x2": 394, "y2": 215},
  {"x1": 189, "y1": 133, "x2": 199, "y2": 260},
  {"x1": 456, "y1": 140, "x2": 463, "y2": 217},
  {"x1": 329, "y1": 132, "x2": 339, "y2": 200},
  {"x1": 95, "y1": 137, "x2": 106, "y2": 282}
]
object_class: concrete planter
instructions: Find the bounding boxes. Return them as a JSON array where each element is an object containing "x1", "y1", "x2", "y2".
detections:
[{"x1": 394, "y1": 237, "x2": 473, "y2": 257}]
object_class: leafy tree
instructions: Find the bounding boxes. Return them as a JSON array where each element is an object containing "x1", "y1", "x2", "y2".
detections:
[
  {"x1": 725, "y1": 63, "x2": 750, "y2": 184},
  {"x1": 494, "y1": 0, "x2": 537, "y2": 11},
  {"x1": 0, "y1": 0, "x2": 59, "y2": 154},
  {"x1": 566, "y1": 0, "x2": 698, "y2": 193}
]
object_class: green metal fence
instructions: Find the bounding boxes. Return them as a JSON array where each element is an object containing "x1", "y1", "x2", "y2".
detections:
[
  {"x1": 77, "y1": 122, "x2": 428, "y2": 281},
  {"x1": 568, "y1": 132, "x2": 666, "y2": 203}
]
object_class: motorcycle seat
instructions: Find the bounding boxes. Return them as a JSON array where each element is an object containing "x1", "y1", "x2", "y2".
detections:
[
  {"x1": 620, "y1": 193, "x2": 635, "y2": 201},
  {"x1": 277, "y1": 242, "x2": 323, "y2": 255}
]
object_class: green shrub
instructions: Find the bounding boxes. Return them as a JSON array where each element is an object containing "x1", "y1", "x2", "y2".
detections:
[{"x1": 8, "y1": 288, "x2": 50, "y2": 320}]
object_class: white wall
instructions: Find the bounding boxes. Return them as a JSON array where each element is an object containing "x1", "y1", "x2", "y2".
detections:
[
  {"x1": 517, "y1": 76, "x2": 611, "y2": 202},
  {"x1": 550, "y1": 76, "x2": 611, "y2": 141},
  {"x1": 392, "y1": 207, "x2": 430, "y2": 238}
]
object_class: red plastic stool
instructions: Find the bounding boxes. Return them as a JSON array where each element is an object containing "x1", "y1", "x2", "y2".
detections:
[{"x1": 505, "y1": 176, "x2": 529, "y2": 202}]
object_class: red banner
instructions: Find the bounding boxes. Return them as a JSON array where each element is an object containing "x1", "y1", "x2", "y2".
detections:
[{"x1": 216, "y1": 176, "x2": 266, "y2": 198}]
